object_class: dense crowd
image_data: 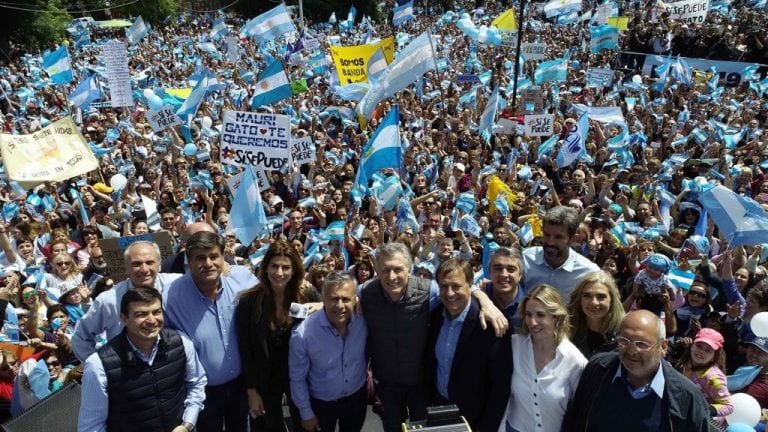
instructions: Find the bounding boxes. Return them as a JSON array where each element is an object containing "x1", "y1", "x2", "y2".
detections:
[{"x1": 0, "y1": 0, "x2": 767, "y2": 430}]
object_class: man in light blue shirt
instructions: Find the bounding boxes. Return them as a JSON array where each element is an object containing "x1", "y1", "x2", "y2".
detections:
[
  {"x1": 163, "y1": 231, "x2": 259, "y2": 432},
  {"x1": 289, "y1": 272, "x2": 368, "y2": 432},
  {"x1": 73, "y1": 241, "x2": 181, "y2": 362},
  {"x1": 78, "y1": 286, "x2": 206, "y2": 432},
  {"x1": 522, "y1": 206, "x2": 599, "y2": 297}
]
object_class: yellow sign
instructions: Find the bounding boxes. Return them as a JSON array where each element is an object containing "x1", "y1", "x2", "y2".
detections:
[
  {"x1": 607, "y1": 16, "x2": 629, "y2": 31},
  {"x1": 492, "y1": 9, "x2": 518, "y2": 31},
  {"x1": 330, "y1": 37, "x2": 394, "y2": 85},
  {"x1": 0, "y1": 116, "x2": 99, "y2": 188}
]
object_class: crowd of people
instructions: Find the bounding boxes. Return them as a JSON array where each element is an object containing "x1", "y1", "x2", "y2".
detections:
[{"x1": 0, "y1": 0, "x2": 766, "y2": 430}]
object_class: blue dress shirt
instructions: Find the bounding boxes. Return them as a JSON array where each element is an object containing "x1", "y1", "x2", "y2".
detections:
[
  {"x1": 77, "y1": 331, "x2": 208, "y2": 432},
  {"x1": 163, "y1": 265, "x2": 258, "y2": 386},
  {"x1": 288, "y1": 309, "x2": 368, "y2": 421},
  {"x1": 435, "y1": 300, "x2": 471, "y2": 400}
]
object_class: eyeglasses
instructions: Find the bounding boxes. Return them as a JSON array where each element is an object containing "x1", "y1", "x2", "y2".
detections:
[
  {"x1": 46, "y1": 361, "x2": 60, "y2": 368},
  {"x1": 22, "y1": 290, "x2": 36, "y2": 300},
  {"x1": 55, "y1": 262, "x2": 71, "y2": 267},
  {"x1": 688, "y1": 291, "x2": 707, "y2": 299},
  {"x1": 616, "y1": 336, "x2": 659, "y2": 351}
]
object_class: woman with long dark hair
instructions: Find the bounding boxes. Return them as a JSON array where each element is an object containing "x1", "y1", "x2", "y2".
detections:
[{"x1": 235, "y1": 239, "x2": 320, "y2": 431}]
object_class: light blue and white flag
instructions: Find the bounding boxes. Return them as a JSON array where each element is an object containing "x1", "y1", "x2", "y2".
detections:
[
  {"x1": 43, "y1": 46, "x2": 73, "y2": 85},
  {"x1": 544, "y1": 0, "x2": 582, "y2": 17},
  {"x1": 356, "y1": 106, "x2": 401, "y2": 186},
  {"x1": 75, "y1": 29, "x2": 91, "y2": 50},
  {"x1": 240, "y1": 3, "x2": 297, "y2": 41},
  {"x1": 211, "y1": 18, "x2": 228, "y2": 39},
  {"x1": 176, "y1": 71, "x2": 216, "y2": 124},
  {"x1": 367, "y1": 48, "x2": 388, "y2": 83},
  {"x1": 373, "y1": 175, "x2": 403, "y2": 211},
  {"x1": 556, "y1": 115, "x2": 586, "y2": 168},
  {"x1": 126, "y1": 16, "x2": 149, "y2": 45},
  {"x1": 590, "y1": 25, "x2": 619, "y2": 53},
  {"x1": 393, "y1": 0, "x2": 415, "y2": 26},
  {"x1": 519, "y1": 221, "x2": 534, "y2": 246},
  {"x1": 479, "y1": 86, "x2": 499, "y2": 142},
  {"x1": 460, "y1": 215, "x2": 481, "y2": 238},
  {"x1": 669, "y1": 267, "x2": 695, "y2": 290},
  {"x1": 325, "y1": 220, "x2": 346, "y2": 241},
  {"x1": 455, "y1": 191, "x2": 476, "y2": 215},
  {"x1": 533, "y1": 57, "x2": 567, "y2": 84},
  {"x1": 68, "y1": 73, "x2": 100, "y2": 108},
  {"x1": 357, "y1": 32, "x2": 436, "y2": 119},
  {"x1": 396, "y1": 197, "x2": 420, "y2": 233},
  {"x1": 251, "y1": 60, "x2": 292, "y2": 108},
  {"x1": 228, "y1": 166, "x2": 268, "y2": 246},
  {"x1": 699, "y1": 185, "x2": 768, "y2": 247},
  {"x1": 495, "y1": 192, "x2": 510, "y2": 217}
]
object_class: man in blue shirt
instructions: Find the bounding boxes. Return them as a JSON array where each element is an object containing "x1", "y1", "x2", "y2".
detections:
[
  {"x1": 429, "y1": 258, "x2": 510, "y2": 432},
  {"x1": 78, "y1": 286, "x2": 207, "y2": 432},
  {"x1": 163, "y1": 231, "x2": 259, "y2": 432},
  {"x1": 289, "y1": 272, "x2": 368, "y2": 432}
]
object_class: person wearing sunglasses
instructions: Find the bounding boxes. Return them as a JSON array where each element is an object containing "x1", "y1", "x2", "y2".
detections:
[{"x1": 563, "y1": 310, "x2": 709, "y2": 431}]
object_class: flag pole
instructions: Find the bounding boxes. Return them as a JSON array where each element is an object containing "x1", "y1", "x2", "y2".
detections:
[{"x1": 510, "y1": 0, "x2": 526, "y2": 112}]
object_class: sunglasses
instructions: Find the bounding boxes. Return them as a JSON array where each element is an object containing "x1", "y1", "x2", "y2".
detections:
[
  {"x1": 688, "y1": 291, "x2": 707, "y2": 299},
  {"x1": 46, "y1": 361, "x2": 61, "y2": 368},
  {"x1": 55, "y1": 262, "x2": 71, "y2": 267}
]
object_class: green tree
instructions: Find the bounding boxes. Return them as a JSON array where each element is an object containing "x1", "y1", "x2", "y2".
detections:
[
  {"x1": 0, "y1": 0, "x2": 71, "y2": 52},
  {"x1": 120, "y1": 0, "x2": 177, "y2": 25}
]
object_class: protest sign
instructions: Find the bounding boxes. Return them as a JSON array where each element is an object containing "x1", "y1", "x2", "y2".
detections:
[
  {"x1": 500, "y1": 31, "x2": 517, "y2": 47},
  {"x1": 587, "y1": 68, "x2": 615, "y2": 87},
  {"x1": 147, "y1": 106, "x2": 181, "y2": 132},
  {"x1": 663, "y1": 0, "x2": 709, "y2": 23},
  {"x1": 0, "y1": 117, "x2": 99, "y2": 188},
  {"x1": 525, "y1": 114, "x2": 555, "y2": 136},
  {"x1": 99, "y1": 231, "x2": 173, "y2": 282},
  {"x1": 521, "y1": 88, "x2": 545, "y2": 113},
  {"x1": 640, "y1": 54, "x2": 752, "y2": 87},
  {"x1": 521, "y1": 43, "x2": 547, "y2": 60},
  {"x1": 329, "y1": 37, "x2": 394, "y2": 85},
  {"x1": 456, "y1": 74, "x2": 480, "y2": 84},
  {"x1": 102, "y1": 42, "x2": 133, "y2": 107},
  {"x1": 607, "y1": 16, "x2": 629, "y2": 30},
  {"x1": 226, "y1": 36, "x2": 239, "y2": 63},
  {"x1": 304, "y1": 38, "x2": 320, "y2": 51},
  {"x1": 291, "y1": 136, "x2": 316, "y2": 166},
  {"x1": 497, "y1": 118, "x2": 519, "y2": 135},
  {"x1": 226, "y1": 167, "x2": 270, "y2": 195},
  {"x1": 220, "y1": 110, "x2": 291, "y2": 170}
]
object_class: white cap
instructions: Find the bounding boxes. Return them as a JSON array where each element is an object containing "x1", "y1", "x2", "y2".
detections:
[{"x1": 454, "y1": 163, "x2": 466, "y2": 172}]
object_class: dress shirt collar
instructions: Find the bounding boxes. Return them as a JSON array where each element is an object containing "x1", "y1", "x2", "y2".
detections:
[
  {"x1": 442, "y1": 299, "x2": 471, "y2": 323},
  {"x1": 319, "y1": 306, "x2": 358, "y2": 334},
  {"x1": 613, "y1": 361, "x2": 665, "y2": 399},
  {"x1": 125, "y1": 332, "x2": 161, "y2": 365}
]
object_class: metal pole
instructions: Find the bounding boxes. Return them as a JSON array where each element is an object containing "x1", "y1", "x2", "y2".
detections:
[
  {"x1": 298, "y1": 0, "x2": 305, "y2": 29},
  {"x1": 510, "y1": 0, "x2": 526, "y2": 111}
]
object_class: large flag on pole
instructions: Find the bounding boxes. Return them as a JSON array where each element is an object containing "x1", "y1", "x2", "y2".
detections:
[
  {"x1": 228, "y1": 166, "x2": 268, "y2": 246},
  {"x1": 251, "y1": 60, "x2": 292, "y2": 108},
  {"x1": 479, "y1": 86, "x2": 499, "y2": 142},
  {"x1": 126, "y1": 16, "x2": 148, "y2": 45},
  {"x1": 357, "y1": 32, "x2": 436, "y2": 119},
  {"x1": 68, "y1": 73, "x2": 101, "y2": 108},
  {"x1": 240, "y1": 3, "x2": 297, "y2": 41},
  {"x1": 393, "y1": 0, "x2": 415, "y2": 26},
  {"x1": 698, "y1": 185, "x2": 768, "y2": 247},
  {"x1": 356, "y1": 106, "x2": 401, "y2": 187},
  {"x1": 43, "y1": 46, "x2": 73, "y2": 85}
]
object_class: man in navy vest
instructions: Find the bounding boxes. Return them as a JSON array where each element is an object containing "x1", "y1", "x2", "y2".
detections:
[{"x1": 78, "y1": 286, "x2": 207, "y2": 432}]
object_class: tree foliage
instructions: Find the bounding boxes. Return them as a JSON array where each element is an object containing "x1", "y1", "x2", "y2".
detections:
[
  {"x1": 119, "y1": 0, "x2": 177, "y2": 25},
  {"x1": 234, "y1": 0, "x2": 381, "y2": 26},
  {"x1": 0, "y1": 0, "x2": 72, "y2": 51}
]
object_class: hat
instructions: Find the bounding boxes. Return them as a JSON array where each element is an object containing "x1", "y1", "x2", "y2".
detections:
[
  {"x1": 644, "y1": 253, "x2": 672, "y2": 274},
  {"x1": 454, "y1": 163, "x2": 466, "y2": 172},
  {"x1": 568, "y1": 199, "x2": 584, "y2": 209},
  {"x1": 746, "y1": 336, "x2": 768, "y2": 353},
  {"x1": 695, "y1": 328, "x2": 724, "y2": 351},
  {"x1": 414, "y1": 261, "x2": 435, "y2": 276},
  {"x1": 269, "y1": 195, "x2": 284, "y2": 207},
  {"x1": 59, "y1": 284, "x2": 80, "y2": 302}
]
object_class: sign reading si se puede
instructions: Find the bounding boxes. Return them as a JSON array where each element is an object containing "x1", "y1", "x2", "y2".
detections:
[
  {"x1": 147, "y1": 106, "x2": 181, "y2": 132},
  {"x1": 220, "y1": 110, "x2": 291, "y2": 170},
  {"x1": 291, "y1": 136, "x2": 316, "y2": 166},
  {"x1": 663, "y1": 0, "x2": 709, "y2": 23},
  {"x1": 524, "y1": 114, "x2": 554, "y2": 137}
]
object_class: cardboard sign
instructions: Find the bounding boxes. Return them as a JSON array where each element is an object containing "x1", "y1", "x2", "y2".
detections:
[
  {"x1": 147, "y1": 106, "x2": 181, "y2": 132},
  {"x1": 521, "y1": 43, "x2": 547, "y2": 60},
  {"x1": 500, "y1": 30, "x2": 518, "y2": 47},
  {"x1": 226, "y1": 36, "x2": 239, "y2": 63},
  {"x1": 587, "y1": 68, "x2": 615, "y2": 87},
  {"x1": 220, "y1": 110, "x2": 291, "y2": 170},
  {"x1": 456, "y1": 74, "x2": 481, "y2": 84},
  {"x1": 291, "y1": 136, "x2": 316, "y2": 166},
  {"x1": 98, "y1": 231, "x2": 173, "y2": 283},
  {"x1": 102, "y1": 42, "x2": 133, "y2": 107},
  {"x1": 524, "y1": 114, "x2": 555, "y2": 136},
  {"x1": 664, "y1": 0, "x2": 709, "y2": 23},
  {"x1": 496, "y1": 118, "x2": 519, "y2": 135},
  {"x1": 521, "y1": 88, "x2": 545, "y2": 113},
  {"x1": 304, "y1": 38, "x2": 320, "y2": 51},
  {"x1": 225, "y1": 167, "x2": 270, "y2": 194}
]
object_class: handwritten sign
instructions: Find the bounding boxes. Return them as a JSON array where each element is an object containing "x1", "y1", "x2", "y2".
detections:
[
  {"x1": 521, "y1": 88, "x2": 545, "y2": 113},
  {"x1": 524, "y1": 114, "x2": 554, "y2": 136},
  {"x1": 456, "y1": 74, "x2": 480, "y2": 84},
  {"x1": 521, "y1": 43, "x2": 547, "y2": 60},
  {"x1": 102, "y1": 42, "x2": 133, "y2": 107},
  {"x1": 664, "y1": 0, "x2": 709, "y2": 23},
  {"x1": 291, "y1": 136, "x2": 316, "y2": 166},
  {"x1": 99, "y1": 231, "x2": 173, "y2": 282},
  {"x1": 225, "y1": 167, "x2": 270, "y2": 195},
  {"x1": 587, "y1": 68, "x2": 614, "y2": 87},
  {"x1": 147, "y1": 106, "x2": 181, "y2": 132},
  {"x1": 220, "y1": 110, "x2": 290, "y2": 170}
]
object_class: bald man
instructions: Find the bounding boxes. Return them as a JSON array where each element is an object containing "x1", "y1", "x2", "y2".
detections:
[
  {"x1": 161, "y1": 222, "x2": 219, "y2": 273},
  {"x1": 562, "y1": 310, "x2": 708, "y2": 431}
]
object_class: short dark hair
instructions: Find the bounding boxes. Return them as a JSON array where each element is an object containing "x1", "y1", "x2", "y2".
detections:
[
  {"x1": 543, "y1": 206, "x2": 580, "y2": 237},
  {"x1": 185, "y1": 231, "x2": 224, "y2": 259},
  {"x1": 120, "y1": 286, "x2": 162, "y2": 316},
  {"x1": 435, "y1": 258, "x2": 473, "y2": 286}
]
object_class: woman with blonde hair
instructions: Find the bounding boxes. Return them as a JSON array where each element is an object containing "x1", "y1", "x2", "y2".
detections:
[
  {"x1": 568, "y1": 271, "x2": 626, "y2": 358},
  {"x1": 499, "y1": 284, "x2": 587, "y2": 432}
]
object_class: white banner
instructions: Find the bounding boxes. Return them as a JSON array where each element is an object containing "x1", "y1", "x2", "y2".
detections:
[
  {"x1": 587, "y1": 68, "x2": 615, "y2": 87},
  {"x1": 524, "y1": 114, "x2": 554, "y2": 137},
  {"x1": 640, "y1": 53, "x2": 756, "y2": 87},
  {"x1": 664, "y1": 0, "x2": 709, "y2": 23},
  {"x1": 220, "y1": 110, "x2": 291, "y2": 169},
  {"x1": 290, "y1": 136, "x2": 316, "y2": 166},
  {"x1": 102, "y1": 42, "x2": 133, "y2": 107},
  {"x1": 147, "y1": 106, "x2": 181, "y2": 132},
  {"x1": 521, "y1": 43, "x2": 547, "y2": 60}
]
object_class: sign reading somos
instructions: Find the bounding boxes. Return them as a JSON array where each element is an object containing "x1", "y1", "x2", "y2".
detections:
[{"x1": 220, "y1": 110, "x2": 291, "y2": 170}]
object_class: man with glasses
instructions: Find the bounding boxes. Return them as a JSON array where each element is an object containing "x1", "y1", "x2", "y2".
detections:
[{"x1": 562, "y1": 310, "x2": 709, "y2": 431}]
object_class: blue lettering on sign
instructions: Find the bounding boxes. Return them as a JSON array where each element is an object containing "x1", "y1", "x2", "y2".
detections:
[
  {"x1": 118, "y1": 233, "x2": 152, "y2": 249},
  {"x1": 456, "y1": 74, "x2": 480, "y2": 84}
]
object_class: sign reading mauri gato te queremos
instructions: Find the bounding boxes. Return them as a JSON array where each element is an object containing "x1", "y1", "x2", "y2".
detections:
[{"x1": 220, "y1": 110, "x2": 290, "y2": 170}]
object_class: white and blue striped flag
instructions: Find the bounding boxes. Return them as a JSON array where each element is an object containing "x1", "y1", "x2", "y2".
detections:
[
  {"x1": 241, "y1": 4, "x2": 296, "y2": 41},
  {"x1": 495, "y1": 192, "x2": 510, "y2": 217},
  {"x1": 519, "y1": 221, "x2": 534, "y2": 246},
  {"x1": 176, "y1": 70, "x2": 216, "y2": 124},
  {"x1": 396, "y1": 197, "x2": 420, "y2": 233},
  {"x1": 393, "y1": 0, "x2": 415, "y2": 26},
  {"x1": 75, "y1": 29, "x2": 91, "y2": 50},
  {"x1": 251, "y1": 60, "x2": 292, "y2": 108},
  {"x1": 590, "y1": 25, "x2": 619, "y2": 53},
  {"x1": 544, "y1": 0, "x2": 582, "y2": 17},
  {"x1": 373, "y1": 175, "x2": 403, "y2": 211},
  {"x1": 533, "y1": 57, "x2": 567, "y2": 84},
  {"x1": 211, "y1": 18, "x2": 228, "y2": 40},
  {"x1": 367, "y1": 48, "x2": 388, "y2": 83},
  {"x1": 229, "y1": 166, "x2": 268, "y2": 246},
  {"x1": 126, "y1": 16, "x2": 148, "y2": 45},
  {"x1": 68, "y1": 73, "x2": 100, "y2": 108},
  {"x1": 43, "y1": 46, "x2": 73, "y2": 85},
  {"x1": 325, "y1": 220, "x2": 346, "y2": 241},
  {"x1": 699, "y1": 185, "x2": 768, "y2": 247},
  {"x1": 356, "y1": 106, "x2": 401, "y2": 187},
  {"x1": 479, "y1": 86, "x2": 499, "y2": 142},
  {"x1": 669, "y1": 267, "x2": 695, "y2": 290}
]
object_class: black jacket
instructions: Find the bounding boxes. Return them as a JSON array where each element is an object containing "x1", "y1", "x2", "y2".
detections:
[{"x1": 561, "y1": 351, "x2": 709, "y2": 432}]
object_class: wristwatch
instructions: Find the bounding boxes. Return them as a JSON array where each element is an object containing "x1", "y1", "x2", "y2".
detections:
[{"x1": 182, "y1": 422, "x2": 195, "y2": 432}]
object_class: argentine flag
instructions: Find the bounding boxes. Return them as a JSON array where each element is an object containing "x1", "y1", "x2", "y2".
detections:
[
  {"x1": 356, "y1": 106, "x2": 402, "y2": 186},
  {"x1": 176, "y1": 71, "x2": 216, "y2": 124},
  {"x1": 126, "y1": 16, "x2": 148, "y2": 45},
  {"x1": 533, "y1": 57, "x2": 567, "y2": 84},
  {"x1": 590, "y1": 25, "x2": 619, "y2": 53},
  {"x1": 544, "y1": 0, "x2": 582, "y2": 17},
  {"x1": 393, "y1": 0, "x2": 415, "y2": 26},
  {"x1": 68, "y1": 73, "x2": 100, "y2": 108},
  {"x1": 325, "y1": 220, "x2": 346, "y2": 241},
  {"x1": 251, "y1": 60, "x2": 292, "y2": 108},
  {"x1": 240, "y1": 3, "x2": 297, "y2": 41},
  {"x1": 211, "y1": 18, "x2": 228, "y2": 40},
  {"x1": 367, "y1": 49, "x2": 387, "y2": 83},
  {"x1": 43, "y1": 46, "x2": 73, "y2": 85},
  {"x1": 479, "y1": 86, "x2": 499, "y2": 142}
]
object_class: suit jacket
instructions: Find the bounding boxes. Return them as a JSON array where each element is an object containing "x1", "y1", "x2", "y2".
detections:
[{"x1": 428, "y1": 297, "x2": 511, "y2": 432}]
